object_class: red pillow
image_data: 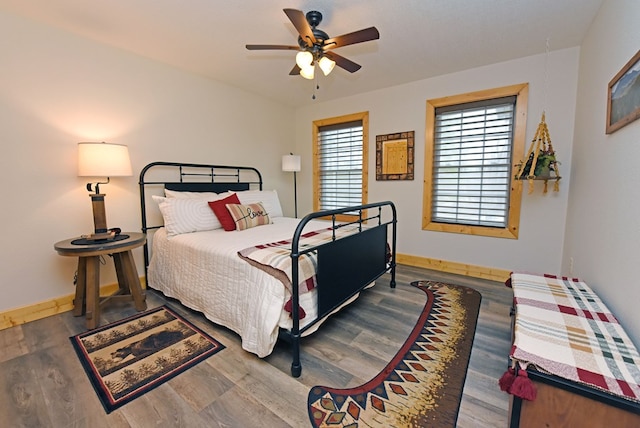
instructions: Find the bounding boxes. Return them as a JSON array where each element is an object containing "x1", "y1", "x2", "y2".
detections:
[{"x1": 208, "y1": 193, "x2": 241, "y2": 231}]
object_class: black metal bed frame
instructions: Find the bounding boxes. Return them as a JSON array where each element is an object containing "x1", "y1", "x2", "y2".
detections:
[
  {"x1": 139, "y1": 161, "x2": 397, "y2": 377},
  {"x1": 139, "y1": 161, "x2": 263, "y2": 279}
]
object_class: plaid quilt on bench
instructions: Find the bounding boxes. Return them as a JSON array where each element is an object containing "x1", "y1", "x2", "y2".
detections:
[{"x1": 508, "y1": 272, "x2": 640, "y2": 403}]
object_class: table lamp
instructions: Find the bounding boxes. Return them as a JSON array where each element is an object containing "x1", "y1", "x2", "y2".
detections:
[
  {"x1": 78, "y1": 142, "x2": 132, "y2": 240},
  {"x1": 282, "y1": 153, "x2": 301, "y2": 218}
]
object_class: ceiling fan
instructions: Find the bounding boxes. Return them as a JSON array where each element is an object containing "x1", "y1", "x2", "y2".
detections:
[{"x1": 246, "y1": 8, "x2": 380, "y2": 80}]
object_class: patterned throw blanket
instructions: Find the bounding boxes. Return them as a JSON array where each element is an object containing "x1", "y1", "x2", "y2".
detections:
[
  {"x1": 507, "y1": 272, "x2": 640, "y2": 403},
  {"x1": 238, "y1": 225, "x2": 361, "y2": 316}
]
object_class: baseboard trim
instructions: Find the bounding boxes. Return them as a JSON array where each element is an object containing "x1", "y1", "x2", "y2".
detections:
[
  {"x1": 0, "y1": 279, "x2": 146, "y2": 331},
  {"x1": 396, "y1": 253, "x2": 511, "y2": 282}
]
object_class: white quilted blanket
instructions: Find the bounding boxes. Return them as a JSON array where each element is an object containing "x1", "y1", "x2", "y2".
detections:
[{"x1": 148, "y1": 217, "x2": 328, "y2": 357}]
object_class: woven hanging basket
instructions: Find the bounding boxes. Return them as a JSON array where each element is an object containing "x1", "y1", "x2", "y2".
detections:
[{"x1": 514, "y1": 112, "x2": 561, "y2": 194}]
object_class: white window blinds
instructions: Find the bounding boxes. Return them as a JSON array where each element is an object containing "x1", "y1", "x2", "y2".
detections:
[
  {"x1": 432, "y1": 97, "x2": 516, "y2": 228},
  {"x1": 317, "y1": 120, "x2": 363, "y2": 211}
]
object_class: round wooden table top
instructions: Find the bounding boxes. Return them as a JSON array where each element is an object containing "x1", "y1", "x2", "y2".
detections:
[{"x1": 54, "y1": 232, "x2": 146, "y2": 257}]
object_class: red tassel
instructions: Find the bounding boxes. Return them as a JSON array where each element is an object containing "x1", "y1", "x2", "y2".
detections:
[
  {"x1": 509, "y1": 369, "x2": 537, "y2": 401},
  {"x1": 499, "y1": 367, "x2": 516, "y2": 392},
  {"x1": 283, "y1": 299, "x2": 307, "y2": 320}
]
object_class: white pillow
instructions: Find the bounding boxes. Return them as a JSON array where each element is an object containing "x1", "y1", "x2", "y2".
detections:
[
  {"x1": 235, "y1": 189, "x2": 284, "y2": 218},
  {"x1": 164, "y1": 189, "x2": 220, "y2": 199},
  {"x1": 152, "y1": 195, "x2": 226, "y2": 236}
]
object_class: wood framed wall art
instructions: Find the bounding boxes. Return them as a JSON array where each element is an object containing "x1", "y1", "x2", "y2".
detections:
[
  {"x1": 376, "y1": 131, "x2": 414, "y2": 180},
  {"x1": 606, "y1": 49, "x2": 640, "y2": 134}
]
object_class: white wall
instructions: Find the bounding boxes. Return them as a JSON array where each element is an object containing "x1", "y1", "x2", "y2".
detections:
[
  {"x1": 6, "y1": 2, "x2": 639, "y2": 349},
  {"x1": 0, "y1": 11, "x2": 295, "y2": 312},
  {"x1": 563, "y1": 0, "x2": 640, "y2": 346},
  {"x1": 295, "y1": 48, "x2": 579, "y2": 276}
]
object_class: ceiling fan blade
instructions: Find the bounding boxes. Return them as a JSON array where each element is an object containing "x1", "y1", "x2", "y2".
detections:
[
  {"x1": 246, "y1": 44, "x2": 299, "y2": 51},
  {"x1": 324, "y1": 27, "x2": 380, "y2": 49},
  {"x1": 324, "y1": 52, "x2": 361, "y2": 73},
  {"x1": 289, "y1": 64, "x2": 301, "y2": 76},
  {"x1": 283, "y1": 8, "x2": 316, "y2": 47}
]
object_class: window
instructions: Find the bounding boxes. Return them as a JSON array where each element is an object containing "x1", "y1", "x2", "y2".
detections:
[
  {"x1": 313, "y1": 112, "x2": 369, "y2": 219},
  {"x1": 423, "y1": 84, "x2": 528, "y2": 238}
]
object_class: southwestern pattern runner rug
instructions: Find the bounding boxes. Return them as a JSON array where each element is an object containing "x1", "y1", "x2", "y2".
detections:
[
  {"x1": 70, "y1": 305, "x2": 224, "y2": 413},
  {"x1": 308, "y1": 281, "x2": 481, "y2": 428}
]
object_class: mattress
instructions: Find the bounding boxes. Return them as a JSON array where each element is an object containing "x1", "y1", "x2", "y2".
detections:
[{"x1": 148, "y1": 217, "x2": 331, "y2": 357}]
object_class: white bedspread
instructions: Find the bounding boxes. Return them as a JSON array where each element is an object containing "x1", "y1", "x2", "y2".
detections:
[{"x1": 148, "y1": 217, "x2": 329, "y2": 357}]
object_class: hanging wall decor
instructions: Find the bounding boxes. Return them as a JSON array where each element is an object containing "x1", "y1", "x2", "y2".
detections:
[
  {"x1": 514, "y1": 112, "x2": 561, "y2": 194},
  {"x1": 514, "y1": 38, "x2": 561, "y2": 194},
  {"x1": 606, "y1": 49, "x2": 640, "y2": 134},
  {"x1": 376, "y1": 131, "x2": 414, "y2": 180}
]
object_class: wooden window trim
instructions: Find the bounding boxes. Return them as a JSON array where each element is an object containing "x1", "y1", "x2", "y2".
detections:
[
  {"x1": 422, "y1": 83, "x2": 528, "y2": 239},
  {"x1": 313, "y1": 111, "x2": 369, "y2": 222}
]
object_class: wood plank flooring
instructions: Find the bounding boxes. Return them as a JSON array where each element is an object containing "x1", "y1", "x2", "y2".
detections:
[{"x1": 0, "y1": 264, "x2": 513, "y2": 427}]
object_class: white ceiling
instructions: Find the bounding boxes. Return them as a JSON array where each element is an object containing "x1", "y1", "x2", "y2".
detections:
[{"x1": 1, "y1": 0, "x2": 604, "y2": 107}]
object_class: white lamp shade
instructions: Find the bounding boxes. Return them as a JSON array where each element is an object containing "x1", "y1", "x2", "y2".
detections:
[
  {"x1": 78, "y1": 142, "x2": 132, "y2": 177},
  {"x1": 318, "y1": 56, "x2": 336, "y2": 76},
  {"x1": 282, "y1": 154, "x2": 301, "y2": 172}
]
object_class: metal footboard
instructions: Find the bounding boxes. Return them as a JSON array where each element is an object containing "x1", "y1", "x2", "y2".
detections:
[{"x1": 286, "y1": 201, "x2": 397, "y2": 377}]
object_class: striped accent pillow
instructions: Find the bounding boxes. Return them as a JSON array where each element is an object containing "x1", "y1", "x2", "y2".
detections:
[{"x1": 226, "y1": 202, "x2": 271, "y2": 231}]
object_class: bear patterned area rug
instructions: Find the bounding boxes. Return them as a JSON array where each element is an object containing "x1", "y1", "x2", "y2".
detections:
[
  {"x1": 70, "y1": 305, "x2": 224, "y2": 413},
  {"x1": 308, "y1": 281, "x2": 482, "y2": 428}
]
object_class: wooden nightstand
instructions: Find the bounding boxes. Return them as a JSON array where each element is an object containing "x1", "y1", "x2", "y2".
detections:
[{"x1": 54, "y1": 232, "x2": 147, "y2": 329}]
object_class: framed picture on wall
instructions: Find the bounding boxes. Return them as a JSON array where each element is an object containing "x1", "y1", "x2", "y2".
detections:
[
  {"x1": 606, "y1": 49, "x2": 640, "y2": 134},
  {"x1": 376, "y1": 131, "x2": 414, "y2": 180}
]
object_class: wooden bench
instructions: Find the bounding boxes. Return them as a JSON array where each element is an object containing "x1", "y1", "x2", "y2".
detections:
[{"x1": 504, "y1": 273, "x2": 640, "y2": 427}]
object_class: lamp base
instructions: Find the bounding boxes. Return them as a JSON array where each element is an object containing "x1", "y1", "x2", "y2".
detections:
[{"x1": 89, "y1": 192, "x2": 109, "y2": 234}]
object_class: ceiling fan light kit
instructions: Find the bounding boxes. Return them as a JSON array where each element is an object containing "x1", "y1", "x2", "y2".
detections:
[{"x1": 246, "y1": 8, "x2": 379, "y2": 90}]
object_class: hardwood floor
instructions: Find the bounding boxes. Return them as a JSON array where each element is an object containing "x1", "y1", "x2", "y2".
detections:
[{"x1": 0, "y1": 264, "x2": 513, "y2": 427}]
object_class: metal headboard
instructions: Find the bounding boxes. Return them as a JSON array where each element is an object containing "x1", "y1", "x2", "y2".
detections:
[{"x1": 138, "y1": 161, "x2": 263, "y2": 279}]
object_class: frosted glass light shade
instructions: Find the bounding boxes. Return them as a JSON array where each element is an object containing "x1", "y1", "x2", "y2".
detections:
[
  {"x1": 78, "y1": 142, "x2": 132, "y2": 177},
  {"x1": 295, "y1": 50, "x2": 313, "y2": 68},
  {"x1": 282, "y1": 154, "x2": 301, "y2": 172},
  {"x1": 300, "y1": 65, "x2": 315, "y2": 80},
  {"x1": 318, "y1": 56, "x2": 336, "y2": 76}
]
